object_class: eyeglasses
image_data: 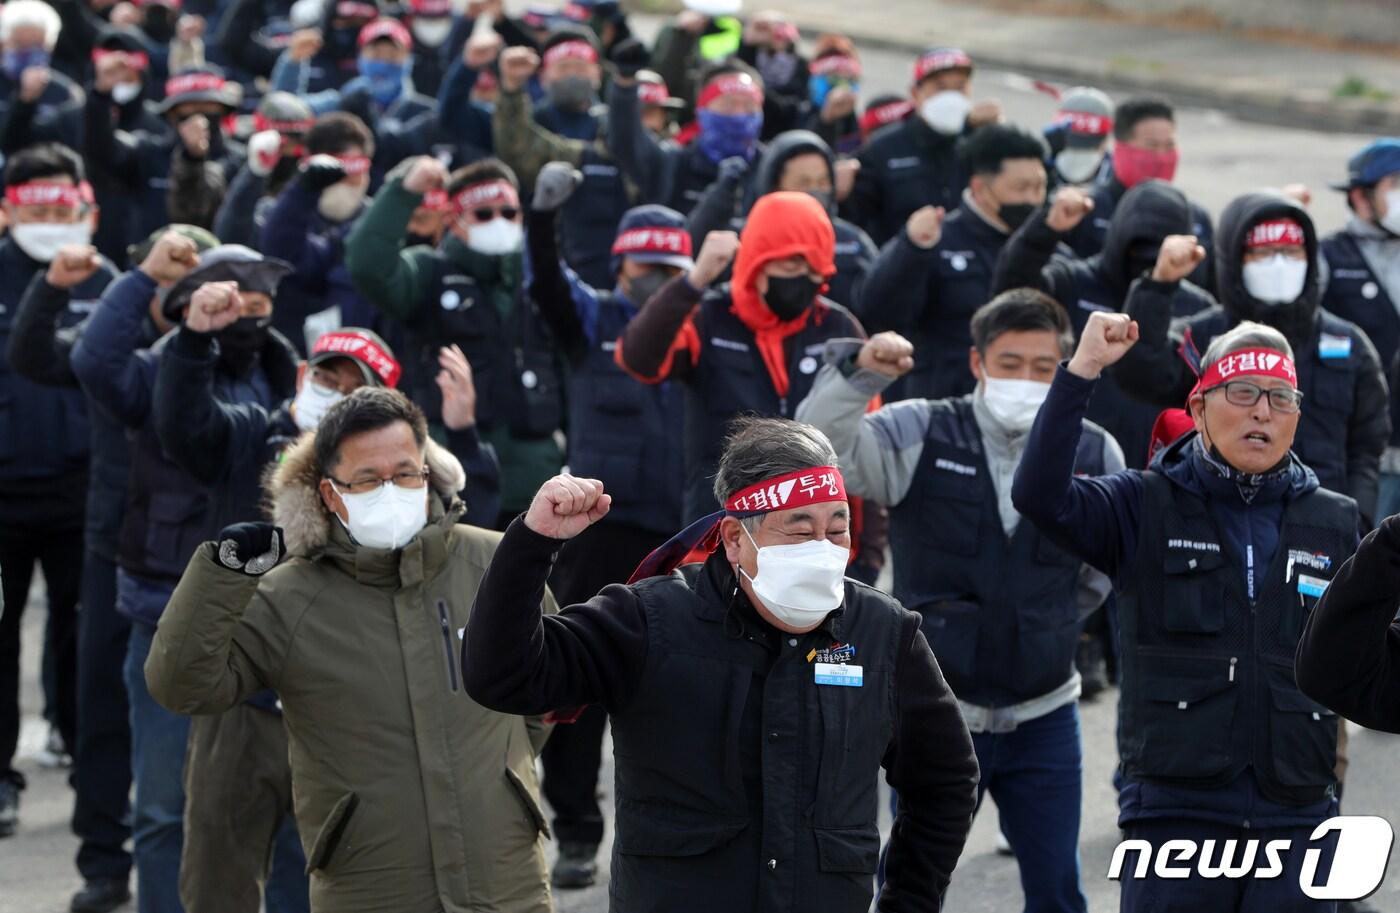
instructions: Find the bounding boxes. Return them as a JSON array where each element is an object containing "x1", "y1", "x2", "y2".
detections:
[
  {"x1": 1204, "y1": 381, "x2": 1304, "y2": 414},
  {"x1": 327, "y1": 466, "x2": 430, "y2": 495},
  {"x1": 466, "y1": 206, "x2": 519, "y2": 222}
]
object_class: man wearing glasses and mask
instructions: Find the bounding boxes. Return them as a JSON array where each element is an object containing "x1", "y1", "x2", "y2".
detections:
[
  {"x1": 146, "y1": 386, "x2": 557, "y2": 913},
  {"x1": 1013, "y1": 312, "x2": 1359, "y2": 913},
  {"x1": 347, "y1": 154, "x2": 567, "y2": 528}
]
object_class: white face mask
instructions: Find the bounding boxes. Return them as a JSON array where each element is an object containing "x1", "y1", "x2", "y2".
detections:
[
  {"x1": 333, "y1": 479, "x2": 429, "y2": 550},
  {"x1": 979, "y1": 376, "x2": 1051, "y2": 433},
  {"x1": 467, "y1": 216, "x2": 524, "y2": 256},
  {"x1": 1056, "y1": 148, "x2": 1102, "y2": 184},
  {"x1": 11, "y1": 222, "x2": 92, "y2": 263},
  {"x1": 292, "y1": 381, "x2": 344, "y2": 432},
  {"x1": 919, "y1": 90, "x2": 971, "y2": 136},
  {"x1": 111, "y1": 80, "x2": 142, "y2": 104},
  {"x1": 1242, "y1": 254, "x2": 1308, "y2": 306},
  {"x1": 739, "y1": 524, "x2": 848, "y2": 630},
  {"x1": 411, "y1": 17, "x2": 452, "y2": 47},
  {"x1": 318, "y1": 182, "x2": 367, "y2": 223},
  {"x1": 1378, "y1": 189, "x2": 1400, "y2": 236}
]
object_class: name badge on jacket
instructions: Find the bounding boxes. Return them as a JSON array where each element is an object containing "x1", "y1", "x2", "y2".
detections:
[{"x1": 814, "y1": 662, "x2": 863, "y2": 687}]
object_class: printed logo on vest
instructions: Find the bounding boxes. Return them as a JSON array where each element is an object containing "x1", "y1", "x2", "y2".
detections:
[
  {"x1": 934, "y1": 458, "x2": 977, "y2": 476},
  {"x1": 807, "y1": 642, "x2": 856, "y2": 664},
  {"x1": 1167, "y1": 538, "x2": 1222, "y2": 552},
  {"x1": 1287, "y1": 549, "x2": 1332, "y2": 572}
]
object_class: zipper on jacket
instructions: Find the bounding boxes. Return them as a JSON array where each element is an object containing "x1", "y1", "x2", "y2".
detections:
[
  {"x1": 436, "y1": 599, "x2": 459, "y2": 693},
  {"x1": 1229, "y1": 656, "x2": 1238, "y2": 683}
]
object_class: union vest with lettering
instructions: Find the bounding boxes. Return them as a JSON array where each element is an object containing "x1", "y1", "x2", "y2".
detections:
[
  {"x1": 1321, "y1": 230, "x2": 1400, "y2": 446},
  {"x1": 1116, "y1": 469, "x2": 1357, "y2": 805},
  {"x1": 417, "y1": 248, "x2": 565, "y2": 440},
  {"x1": 890, "y1": 396, "x2": 1107, "y2": 706},
  {"x1": 610, "y1": 555, "x2": 908, "y2": 912},
  {"x1": 568, "y1": 291, "x2": 684, "y2": 534}
]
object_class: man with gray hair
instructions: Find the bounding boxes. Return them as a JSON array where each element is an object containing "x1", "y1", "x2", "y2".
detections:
[
  {"x1": 1013, "y1": 311, "x2": 1359, "y2": 913},
  {"x1": 464, "y1": 415, "x2": 980, "y2": 913}
]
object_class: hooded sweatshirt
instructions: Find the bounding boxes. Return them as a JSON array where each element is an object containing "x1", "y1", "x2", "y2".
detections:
[
  {"x1": 992, "y1": 180, "x2": 1216, "y2": 465},
  {"x1": 728, "y1": 190, "x2": 837, "y2": 397},
  {"x1": 683, "y1": 129, "x2": 876, "y2": 308}
]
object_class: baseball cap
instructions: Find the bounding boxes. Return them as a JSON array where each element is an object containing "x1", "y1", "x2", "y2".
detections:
[
  {"x1": 308, "y1": 328, "x2": 401, "y2": 388},
  {"x1": 610, "y1": 205, "x2": 694, "y2": 275},
  {"x1": 1331, "y1": 138, "x2": 1400, "y2": 191},
  {"x1": 1056, "y1": 86, "x2": 1114, "y2": 150}
]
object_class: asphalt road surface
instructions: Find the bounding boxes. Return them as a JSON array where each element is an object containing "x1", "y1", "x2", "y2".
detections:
[{"x1": 3, "y1": 22, "x2": 1397, "y2": 913}]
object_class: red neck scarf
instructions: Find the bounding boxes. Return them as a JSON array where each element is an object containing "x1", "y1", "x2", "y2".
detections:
[{"x1": 729, "y1": 192, "x2": 837, "y2": 398}]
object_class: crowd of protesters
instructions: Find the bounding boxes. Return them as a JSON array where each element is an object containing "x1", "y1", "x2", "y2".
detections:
[{"x1": 0, "y1": 0, "x2": 1398, "y2": 910}]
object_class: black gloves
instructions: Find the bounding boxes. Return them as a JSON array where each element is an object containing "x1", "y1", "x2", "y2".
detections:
[
  {"x1": 215, "y1": 522, "x2": 286, "y2": 576},
  {"x1": 297, "y1": 154, "x2": 348, "y2": 193},
  {"x1": 609, "y1": 38, "x2": 650, "y2": 79}
]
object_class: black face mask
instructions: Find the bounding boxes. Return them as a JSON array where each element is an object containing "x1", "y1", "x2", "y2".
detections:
[
  {"x1": 625, "y1": 269, "x2": 670, "y2": 307},
  {"x1": 763, "y1": 274, "x2": 821, "y2": 321},
  {"x1": 1125, "y1": 241, "x2": 1161, "y2": 282},
  {"x1": 998, "y1": 201, "x2": 1036, "y2": 232},
  {"x1": 805, "y1": 189, "x2": 834, "y2": 214},
  {"x1": 143, "y1": 7, "x2": 175, "y2": 43},
  {"x1": 218, "y1": 315, "x2": 271, "y2": 373}
]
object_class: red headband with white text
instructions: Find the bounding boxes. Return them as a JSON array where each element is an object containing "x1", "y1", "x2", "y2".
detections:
[
  {"x1": 450, "y1": 180, "x2": 519, "y2": 215},
  {"x1": 726, "y1": 467, "x2": 846, "y2": 516},
  {"x1": 697, "y1": 73, "x2": 763, "y2": 109},
  {"x1": 1191, "y1": 347, "x2": 1297, "y2": 400},
  {"x1": 6, "y1": 181, "x2": 94, "y2": 208},
  {"x1": 1245, "y1": 219, "x2": 1305, "y2": 249}
]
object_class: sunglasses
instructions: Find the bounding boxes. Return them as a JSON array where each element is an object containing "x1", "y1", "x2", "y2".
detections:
[{"x1": 465, "y1": 206, "x2": 520, "y2": 222}]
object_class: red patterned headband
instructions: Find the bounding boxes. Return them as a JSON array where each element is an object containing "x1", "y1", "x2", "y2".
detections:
[
  {"x1": 726, "y1": 467, "x2": 846, "y2": 515},
  {"x1": 335, "y1": 154, "x2": 372, "y2": 176},
  {"x1": 254, "y1": 112, "x2": 314, "y2": 134},
  {"x1": 1193, "y1": 347, "x2": 1297, "y2": 399},
  {"x1": 5, "y1": 181, "x2": 92, "y2": 208},
  {"x1": 543, "y1": 40, "x2": 598, "y2": 68},
  {"x1": 1245, "y1": 219, "x2": 1305, "y2": 249},
  {"x1": 420, "y1": 189, "x2": 450, "y2": 211},
  {"x1": 860, "y1": 99, "x2": 913, "y2": 135},
  {"x1": 611, "y1": 227, "x2": 691, "y2": 258},
  {"x1": 92, "y1": 48, "x2": 150, "y2": 70},
  {"x1": 165, "y1": 72, "x2": 226, "y2": 98},
  {"x1": 914, "y1": 48, "x2": 972, "y2": 82},
  {"x1": 451, "y1": 180, "x2": 518, "y2": 213},
  {"x1": 1056, "y1": 110, "x2": 1112, "y2": 136},
  {"x1": 810, "y1": 54, "x2": 861, "y2": 80},
  {"x1": 312, "y1": 331, "x2": 401, "y2": 388},
  {"x1": 697, "y1": 73, "x2": 763, "y2": 109},
  {"x1": 638, "y1": 79, "x2": 672, "y2": 106}
]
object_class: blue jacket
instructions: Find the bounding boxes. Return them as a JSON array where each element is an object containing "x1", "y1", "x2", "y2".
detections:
[
  {"x1": 71, "y1": 269, "x2": 294, "y2": 625},
  {"x1": 259, "y1": 182, "x2": 378, "y2": 354},
  {"x1": 1012, "y1": 364, "x2": 1350, "y2": 826},
  {"x1": 0, "y1": 243, "x2": 117, "y2": 526}
]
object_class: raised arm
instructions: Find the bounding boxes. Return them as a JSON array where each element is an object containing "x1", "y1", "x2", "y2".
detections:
[
  {"x1": 463, "y1": 477, "x2": 648, "y2": 715},
  {"x1": 794, "y1": 334, "x2": 927, "y2": 507},
  {"x1": 6, "y1": 253, "x2": 99, "y2": 388},
  {"x1": 991, "y1": 186, "x2": 1094, "y2": 302},
  {"x1": 614, "y1": 230, "x2": 739, "y2": 383},
  {"x1": 1012, "y1": 311, "x2": 1147, "y2": 581},
  {"x1": 855, "y1": 206, "x2": 942, "y2": 332},
  {"x1": 344, "y1": 159, "x2": 442, "y2": 322},
  {"x1": 1113, "y1": 235, "x2": 1211, "y2": 408}
]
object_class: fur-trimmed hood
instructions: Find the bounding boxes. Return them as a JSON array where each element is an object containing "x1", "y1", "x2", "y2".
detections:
[{"x1": 267, "y1": 433, "x2": 468, "y2": 558}]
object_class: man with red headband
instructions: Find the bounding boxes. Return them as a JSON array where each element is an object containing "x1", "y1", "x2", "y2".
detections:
[
  {"x1": 849, "y1": 46, "x2": 1003, "y2": 245},
  {"x1": 464, "y1": 415, "x2": 979, "y2": 913},
  {"x1": 608, "y1": 52, "x2": 767, "y2": 216},
  {"x1": 347, "y1": 154, "x2": 567, "y2": 526},
  {"x1": 1013, "y1": 311, "x2": 1359, "y2": 913},
  {"x1": 0, "y1": 141, "x2": 116, "y2": 854},
  {"x1": 616, "y1": 190, "x2": 867, "y2": 522},
  {"x1": 1116, "y1": 190, "x2": 1389, "y2": 524}
]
